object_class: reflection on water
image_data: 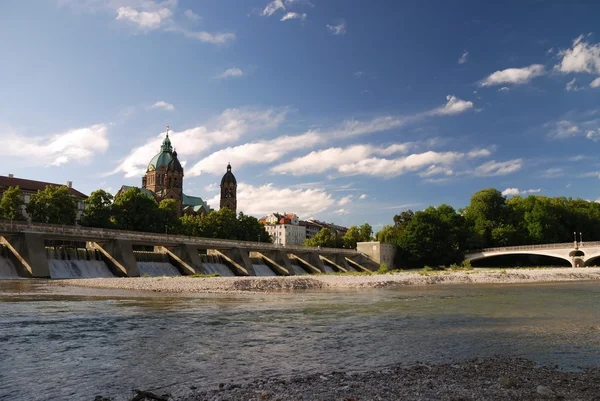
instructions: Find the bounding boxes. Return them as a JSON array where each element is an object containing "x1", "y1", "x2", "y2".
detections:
[{"x1": 1, "y1": 280, "x2": 600, "y2": 401}]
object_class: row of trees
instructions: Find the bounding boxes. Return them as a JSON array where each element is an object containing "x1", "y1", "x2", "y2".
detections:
[
  {"x1": 0, "y1": 186, "x2": 270, "y2": 242},
  {"x1": 303, "y1": 223, "x2": 373, "y2": 248},
  {"x1": 376, "y1": 188, "x2": 600, "y2": 269}
]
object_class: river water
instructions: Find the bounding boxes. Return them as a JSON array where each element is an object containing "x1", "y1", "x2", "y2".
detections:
[{"x1": 1, "y1": 280, "x2": 600, "y2": 400}]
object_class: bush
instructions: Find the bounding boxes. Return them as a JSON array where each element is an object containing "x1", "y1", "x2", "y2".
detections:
[
  {"x1": 461, "y1": 260, "x2": 473, "y2": 270},
  {"x1": 377, "y1": 263, "x2": 389, "y2": 274}
]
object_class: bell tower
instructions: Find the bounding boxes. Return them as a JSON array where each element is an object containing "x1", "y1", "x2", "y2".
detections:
[{"x1": 220, "y1": 163, "x2": 237, "y2": 214}]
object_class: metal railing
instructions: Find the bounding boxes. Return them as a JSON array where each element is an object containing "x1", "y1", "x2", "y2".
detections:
[{"x1": 0, "y1": 220, "x2": 359, "y2": 254}]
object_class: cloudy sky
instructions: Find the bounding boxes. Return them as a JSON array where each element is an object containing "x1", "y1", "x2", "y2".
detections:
[{"x1": 2, "y1": 1, "x2": 600, "y2": 229}]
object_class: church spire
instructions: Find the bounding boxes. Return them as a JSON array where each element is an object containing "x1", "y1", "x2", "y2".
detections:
[{"x1": 161, "y1": 125, "x2": 173, "y2": 152}]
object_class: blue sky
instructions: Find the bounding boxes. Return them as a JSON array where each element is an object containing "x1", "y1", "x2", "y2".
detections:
[{"x1": 2, "y1": 0, "x2": 600, "y2": 230}]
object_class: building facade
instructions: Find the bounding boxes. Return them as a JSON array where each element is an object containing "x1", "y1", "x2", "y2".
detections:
[
  {"x1": 0, "y1": 175, "x2": 87, "y2": 222},
  {"x1": 357, "y1": 241, "x2": 397, "y2": 268},
  {"x1": 119, "y1": 128, "x2": 212, "y2": 216},
  {"x1": 260, "y1": 212, "x2": 306, "y2": 246},
  {"x1": 300, "y1": 219, "x2": 349, "y2": 241},
  {"x1": 220, "y1": 163, "x2": 237, "y2": 214}
]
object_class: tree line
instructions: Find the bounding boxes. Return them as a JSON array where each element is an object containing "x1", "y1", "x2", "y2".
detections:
[
  {"x1": 0, "y1": 186, "x2": 270, "y2": 242},
  {"x1": 376, "y1": 188, "x2": 600, "y2": 269}
]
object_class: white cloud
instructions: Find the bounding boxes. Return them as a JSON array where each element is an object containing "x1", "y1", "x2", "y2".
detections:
[
  {"x1": 326, "y1": 22, "x2": 346, "y2": 36},
  {"x1": 591, "y1": 77, "x2": 600, "y2": 88},
  {"x1": 273, "y1": 145, "x2": 491, "y2": 178},
  {"x1": 338, "y1": 194, "x2": 353, "y2": 206},
  {"x1": 2, "y1": 124, "x2": 109, "y2": 167},
  {"x1": 541, "y1": 167, "x2": 564, "y2": 178},
  {"x1": 428, "y1": 95, "x2": 474, "y2": 116},
  {"x1": 547, "y1": 120, "x2": 580, "y2": 139},
  {"x1": 586, "y1": 129, "x2": 600, "y2": 142},
  {"x1": 555, "y1": 35, "x2": 600, "y2": 75},
  {"x1": 359, "y1": 194, "x2": 367, "y2": 200},
  {"x1": 547, "y1": 47, "x2": 554, "y2": 55},
  {"x1": 111, "y1": 107, "x2": 287, "y2": 177},
  {"x1": 183, "y1": 9, "x2": 200, "y2": 21},
  {"x1": 479, "y1": 64, "x2": 545, "y2": 87},
  {"x1": 186, "y1": 131, "x2": 322, "y2": 176},
  {"x1": 281, "y1": 12, "x2": 306, "y2": 21},
  {"x1": 179, "y1": 30, "x2": 236, "y2": 44},
  {"x1": 151, "y1": 100, "x2": 175, "y2": 111},
  {"x1": 566, "y1": 78, "x2": 584, "y2": 92},
  {"x1": 261, "y1": 0, "x2": 285, "y2": 16},
  {"x1": 207, "y1": 182, "x2": 336, "y2": 218},
  {"x1": 475, "y1": 159, "x2": 522, "y2": 176},
  {"x1": 501, "y1": 188, "x2": 541, "y2": 196},
  {"x1": 216, "y1": 68, "x2": 244, "y2": 79},
  {"x1": 498, "y1": 87, "x2": 510, "y2": 92},
  {"x1": 333, "y1": 208, "x2": 350, "y2": 215},
  {"x1": 115, "y1": 5, "x2": 172, "y2": 30},
  {"x1": 458, "y1": 50, "x2": 469, "y2": 64},
  {"x1": 419, "y1": 165, "x2": 454, "y2": 177}
]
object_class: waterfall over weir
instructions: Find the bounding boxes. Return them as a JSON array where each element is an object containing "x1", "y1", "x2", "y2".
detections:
[
  {"x1": 46, "y1": 247, "x2": 114, "y2": 279},
  {"x1": 134, "y1": 251, "x2": 181, "y2": 277},
  {"x1": 250, "y1": 257, "x2": 276, "y2": 276},
  {"x1": 0, "y1": 246, "x2": 20, "y2": 279},
  {"x1": 291, "y1": 264, "x2": 308, "y2": 275},
  {"x1": 199, "y1": 254, "x2": 234, "y2": 276}
]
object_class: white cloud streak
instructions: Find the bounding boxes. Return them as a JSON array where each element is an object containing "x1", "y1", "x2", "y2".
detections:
[
  {"x1": 151, "y1": 100, "x2": 175, "y2": 111},
  {"x1": 280, "y1": 12, "x2": 306, "y2": 21},
  {"x1": 458, "y1": 50, "x2": 469, "y2": 64},
  {"x1": 555, "y1": 34, "x2": 600, "y2": 75},
  {"x1": 326, "y1": 22, "x2": 346, "y2": 36},
  {"x1": 591, "y1": 77, "x2": 600, "y2": 88},
  {"x1": 475, "y1": 159, "x2": 522, "y2": 176},
  {"x1": 216, "y1": 67, "x2": 244, "y2": 79},
  {"x1": 501, "y1": 188, "x2": 541, "y2": 196},
  {"x1": 479, "y1": 64, "x2": 545, "y2": 87},
  {"x1": 261, "y1": 0, "x2": 285, "y2": 16}
]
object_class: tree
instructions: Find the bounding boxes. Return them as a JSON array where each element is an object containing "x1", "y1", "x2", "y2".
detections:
[
  {"x1": 462, "y1": 188, "x2": 508, "y2": 248},
  {"x1": 304, "y1": 228, "x2": 336, "y2": 247},
  {"x1": 0, "y1": 186, "x2": 24, "y2": 221},
  {"x1": 358, "y1": 223, "x2": 373, "y2": 242},
  {"x1": 237, "y1": 212, "x2": 270, "y2": 242},
  {"x1": 112, "y1": 187, "x2": 159, "y2": 232},
  {"x1": 80, "y1": 189, "x2": 114, "y2": 228},
  {"x1": 375, "y1": 225, "x2": 397, "y2": 243},
  {"x1": 343, "y1": 226, "x2": 361, "y2": 248},
  {"x1": 158, "y1": 199, "x2": 180, "y2": 234},
  {"x1": 393, "y1": 210, "x2": 414, "y2": 229},
  {"x1": 26, "y1": 185, "x2": 77, "y2": 225}
]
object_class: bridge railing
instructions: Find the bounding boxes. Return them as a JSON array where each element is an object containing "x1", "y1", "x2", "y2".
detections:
[
  {"x1": 0, "y1": 220, "x2": 359, "y2": 254},
  {"x1": 469, "y1": 241, "x2": 600, "y2": 253}
]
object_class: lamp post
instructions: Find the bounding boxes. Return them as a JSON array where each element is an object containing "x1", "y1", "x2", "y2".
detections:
[
  {"x1": 580, "y1": 232, "x2": 583, "y2": 247},
  {"x1": 574, "y1": 231, "x2": 577, "y2": 248}
]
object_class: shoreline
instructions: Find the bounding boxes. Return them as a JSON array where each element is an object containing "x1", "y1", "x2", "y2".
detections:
[
  {"x1": 109, "y1": 356, "x2": 600, "y2": 401},
  {"x1": 54, "y1": 267, "x2": 600, "y2": 294}
]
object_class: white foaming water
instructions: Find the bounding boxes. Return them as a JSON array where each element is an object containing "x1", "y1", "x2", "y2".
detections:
[
  {"x1": 137, "y1": 262, "x2": 181, "y2": 277},
  {"x1": 291, "y1": 264, "x2": 308, "y2": 275},
  {"x1": 49, "y1": 260, "x2": 114, "y2": 279},
  {"x1": 323, "y1": 265, "x2": 335, "y2": 273},
  {"x1": 252, "y1": 264, "x2": 277, "y2": 276},
  {"x1": 202, "y1": 263, "x2": 234, "y2": 277},
  {"x1": 0, "y1": 258, "x2": 21, "y2": 279}
]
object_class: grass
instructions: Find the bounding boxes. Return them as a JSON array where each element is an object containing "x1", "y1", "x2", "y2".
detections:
[{"x1": 190, "y1": 273, "x2": 221, "y2": 278}]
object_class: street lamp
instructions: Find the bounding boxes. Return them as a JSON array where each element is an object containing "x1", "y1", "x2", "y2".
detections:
[
  {"x1": 580, "y1": 232, "x2": 583, "y2": 247},
  {"x1": 574, "y1": 231, "x2": 577, "y2": 247}
]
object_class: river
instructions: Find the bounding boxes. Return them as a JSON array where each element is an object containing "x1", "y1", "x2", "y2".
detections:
[{"x1": 1, "y1": 280, "x2": 600, "y2": 400}]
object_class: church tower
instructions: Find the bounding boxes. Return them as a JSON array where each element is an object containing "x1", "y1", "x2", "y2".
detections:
[
  {"x1": 220, "y1": 163, "x2": 237, "y2": 214},
  {"x1": 142, "y1": 126, "x2": 184, "y2": 213}
]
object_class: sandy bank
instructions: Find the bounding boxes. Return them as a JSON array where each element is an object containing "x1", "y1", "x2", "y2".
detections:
[{"x1": 56, "y1": 268, "x2": 600, "y2": 294}]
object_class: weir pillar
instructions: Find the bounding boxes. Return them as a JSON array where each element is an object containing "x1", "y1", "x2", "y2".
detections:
[
  {"x1": 345, "y1": 254, "x2": 379, "y2": 272},
  {"x1": 256, "y1": 250, "x2": 293, "y2": 275},
  {"x1": 320, "y1": 254, "x2": 349, "y2": 272},
  {"x1": 0, "y1": 233, "x2": 48, "y2": 278},
  {"x1": 212, "y1": 247, "x2": 255, "y2": 276},
  {"x1": 160, "y1": 245, "x2": 200, "y2": 275},
  {"x1": 289, "y1": 251, "x2": 326, "y2": 274},
  {"x1": 91, "y1": 239, "x2": 137, "y2": 277}
]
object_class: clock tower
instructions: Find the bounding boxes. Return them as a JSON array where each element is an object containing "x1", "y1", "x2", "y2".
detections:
[{"x1": 220, "y1": 163, "x2": 237, "y2": 214}]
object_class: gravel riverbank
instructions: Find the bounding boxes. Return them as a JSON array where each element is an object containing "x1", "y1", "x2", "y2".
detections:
[
  {"x1": 57, "y1": 268, "x2": 600, "y2": 294},
  {"x1": 115, "y1": 357, "x2": 600, "y2": 401}
]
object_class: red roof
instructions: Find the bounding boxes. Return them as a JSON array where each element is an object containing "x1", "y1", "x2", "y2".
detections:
[{"x1": 0, "y1": 176, "x2": 88, "y2": 199}]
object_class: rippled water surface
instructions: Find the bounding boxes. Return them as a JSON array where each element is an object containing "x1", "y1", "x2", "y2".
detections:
[{"x1": 1, "y1": 280, "x2": 600, "y2": 401}]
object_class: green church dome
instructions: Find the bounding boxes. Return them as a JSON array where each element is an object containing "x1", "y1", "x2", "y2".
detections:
[{"x1": 148, "y1": 134, "x2": 174, "y2": 171}]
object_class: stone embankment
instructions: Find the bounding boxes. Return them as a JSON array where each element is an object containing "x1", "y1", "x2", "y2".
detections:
[{"x1": 57, "y1": 268, "x2": 600, "y2": 294}]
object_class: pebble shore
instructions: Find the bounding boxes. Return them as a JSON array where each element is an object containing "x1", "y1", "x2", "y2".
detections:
[{"x1": 56, "y1": 268, "x2": 600, "y2": 294}]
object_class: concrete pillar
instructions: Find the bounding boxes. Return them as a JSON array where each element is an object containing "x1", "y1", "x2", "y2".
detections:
[
  {"x1": 333, "y1": 253, "x2": 352, "y2": 271},
  {"x1": 345, "y1": 255, "x2": 378, "y2": 272},
  {"x1": 320, "y1": 254, "x2": 349, "y2": 272},
  {"x1": 0, "y1": 234, "x2": 45, "y2": 278},
  {"x1": 257, "y1": 250, "x2": 293, "y2": 275},
  {"x1": 92, "y1": 239, "x2": 138, "y2": 277},
  {"x1": 289, "y1": 251, "x2": 326, "y2": 273},
  {"x1": 158, "y1": 246, "x2": 197, "y2": 275},
  {"x1": 215, "y1": 248, "x2": 255, "y2": 276}
]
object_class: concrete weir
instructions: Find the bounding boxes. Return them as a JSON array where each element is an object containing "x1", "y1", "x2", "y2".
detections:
[{"x1": 0, "y1": 222, "x2": 375, "y2": 278}]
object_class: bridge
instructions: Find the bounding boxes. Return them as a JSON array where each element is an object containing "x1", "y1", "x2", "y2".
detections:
[
  {"x1": 0, "y1": 221, "x2": 378, "y2": 278},
  {"x1": 465, "y1": 241, "x2": 600, "y2": 267}
]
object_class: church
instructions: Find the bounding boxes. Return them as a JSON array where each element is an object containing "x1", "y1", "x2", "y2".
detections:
[{"x1": 119, "y1": 127, "x2": 237, "y2": 217}]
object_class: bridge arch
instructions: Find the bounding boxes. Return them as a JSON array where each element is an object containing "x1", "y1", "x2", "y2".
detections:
[
  {"x1": 584, "y1": 254, "x2": 600, "y2": 267},
  {"x1": 466, "y1": 250, "x2": 574, "y2": 267}
]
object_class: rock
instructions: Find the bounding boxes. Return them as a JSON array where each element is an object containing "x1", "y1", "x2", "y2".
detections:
[
  {"x1": 498, "y1": 376, "x2": 516, "y2": 388},
  {"x1": 258, "y1": 390, "x2": 271, "y2": 400},
  {"x1": 537, "y1": 385, "x2": 554, "y2": 397}
]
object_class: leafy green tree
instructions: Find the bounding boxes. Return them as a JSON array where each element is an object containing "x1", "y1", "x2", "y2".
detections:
[
  {"x1": 80, "y1": 189, "x2": 114, "y2": 228},
  {"x1": 0, "y1": 186, "x2": 24, "y2": 221},
  {"x1": 358, "y1": 223, "x2": 373, "y2": 242},
  {"x1": 158, "y1": 199, "x2": 180, "y2": 234},
  {"x1": 393, "y1": 210, "x2": 414, "y2": 229},
  {"x1": 304, "y1": 227, "x2": 336, "y2": 247},
  {"x1": 179, "y1": 214, "x2": 206, "y2": 237},
  {"x1": 26, "y1": 185, "x2": 77, "y2": 225},
  {"x1": 237, "y1": 212, "x2": 270, "y2": 242},
  {"x1": 112, "y1": 187, "x2": 159, "y2": 232},
  {"x1": 462, "y1": 188, "x2": 508, "y2": 248},
  {"x1": 375, "y1": 225, "x2": 397, "y2": 243},
  {"x1": 343, "y1": 226, "x2": 361, "y2": 248}
]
